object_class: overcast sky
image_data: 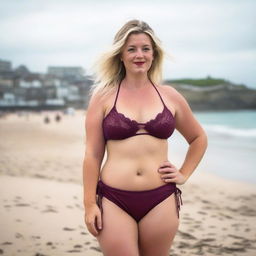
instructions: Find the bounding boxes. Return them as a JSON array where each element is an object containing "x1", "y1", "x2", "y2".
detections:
[{"x1": 0, "y1": 0, "x2": 255, "y2": 87}]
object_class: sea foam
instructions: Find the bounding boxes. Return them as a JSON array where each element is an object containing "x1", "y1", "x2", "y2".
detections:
[{"x1": 203, "y1": 124, "x2": 256, "y2": 138}]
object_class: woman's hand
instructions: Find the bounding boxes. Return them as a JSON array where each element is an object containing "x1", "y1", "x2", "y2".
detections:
[
  {"x1": 158, "y1": 160, "x2": 187, "y2": 185},
  {"x1": 84, "y1": 203, "x2": 102, "y2": 237}
]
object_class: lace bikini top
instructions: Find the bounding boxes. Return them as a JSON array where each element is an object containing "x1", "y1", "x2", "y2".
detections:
[{"x1": 102, "y1": 80, "x2": 175, "y2": 141}]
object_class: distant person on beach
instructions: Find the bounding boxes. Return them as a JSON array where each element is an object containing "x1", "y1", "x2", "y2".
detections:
[
  {"x1": 55, "y1": 113, "x2": 61, "y2": 122},
  {"x1": 44, "y1": 116, "x2": 50, "y2": 124},
  {"x1": 83, "y1": 20, "x2": 207, "y2": 255}
]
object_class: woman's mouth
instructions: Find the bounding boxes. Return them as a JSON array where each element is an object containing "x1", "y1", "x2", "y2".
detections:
[{"x1": 134, "y1": 62, "x2": 145, "y2": 66}]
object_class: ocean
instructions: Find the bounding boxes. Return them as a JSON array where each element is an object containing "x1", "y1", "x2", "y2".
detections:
[{"x1": 168, "y1": 110, "x2": 256, "y2": 184}]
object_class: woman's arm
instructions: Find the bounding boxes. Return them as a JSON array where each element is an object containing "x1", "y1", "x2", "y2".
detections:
[
  {"x1": 174, "y1": 88, "x2": 208, "y2": 182},
  {"x1": 83, "y1": 91, "x2": 106, "y2": 236},
  {"x1": 159, "y1": 86, "x2": 208, "y2": 184}
]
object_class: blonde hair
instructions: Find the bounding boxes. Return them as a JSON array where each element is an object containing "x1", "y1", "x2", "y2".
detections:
[{"x1": 90, "y1": 19, "x2": 165, "y2": 97}]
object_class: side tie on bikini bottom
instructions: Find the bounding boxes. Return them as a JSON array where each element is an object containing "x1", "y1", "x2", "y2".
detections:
[{"x1": 174, "y1": 186, "x2": 183, "y2": 218}]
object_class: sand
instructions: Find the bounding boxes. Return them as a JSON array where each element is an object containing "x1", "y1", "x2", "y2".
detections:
[{"x1": 0, "y1": 110, "x2": 256, "y2": 256}]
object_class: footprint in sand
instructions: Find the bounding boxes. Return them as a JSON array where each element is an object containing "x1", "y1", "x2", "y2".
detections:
[
  {"x1": 15, "y1": 233, "x2": 24, "y2": 239},
  {"x1": 231, "y1": 223, "x2": 241, "y2": 228},
  {"x1": 90, "y1": 246, "x2": 101, "y2": 252},
  {"x1": 228, "y1": 234, "x2": 244, "y2": 240},
  {"x1": 74, "y1": 244, "x2": 83, "y2": 248},
  {"x1": 66, "y1": 249, "x2": 81, "y2": 253},
  {"x1": 42, "y1": 208, "x2": 58, "y2": 213},
  {"x1": 169, "y1": 253, "x2": 179, "y2": 256},
  {"x1": 183, "y1": 216, "x2": 193, "y2": 221},
  {"x1": 75, "y1": 203, "x2": 83, "y2": 209},
  {"x1": 197, "y1": 211, "x2": 207, "y2": 215},
  {"x1": 203, "y1": 206, "x2": 212, "y2": 210},
  {"x1": 15, "y1": 203, "x2": 30, "y2": 207},
  {"x1": 41, "y1": 205, "x2": 58, "y2": 213},
  {"x1": 34, "y1": 174, "x2": 48, "y2": 179},
  {"x1": 223, "y1": 246, "x2": 246, "y2": 253},
  {"x1": 178, "y1": 231, "x2": 196, "y2": 240},
  {"x1": 1, "y1": 242, "x2": 12, "y2": 245},
  {"x1": 201, "y1": 238, "x2": 216, "y2": 242},
  {"x1": 177, "y1": 241, "x2": 191, "y2": 249},
  {"x1": 31, "y1": 235, "x2": 41, "y2": 240},
  {"x1": 63, "y1": 227, "x2": 76, "y2": 231}
]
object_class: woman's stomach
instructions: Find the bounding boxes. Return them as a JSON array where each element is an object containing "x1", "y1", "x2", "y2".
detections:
[{"x1": 100, "y1": 136, "x2": 169, "y2": 190}]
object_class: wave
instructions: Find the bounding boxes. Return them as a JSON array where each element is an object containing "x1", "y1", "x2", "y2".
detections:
[{"x1": 203, "y1": 124, "x2": 256, "y2": 138}]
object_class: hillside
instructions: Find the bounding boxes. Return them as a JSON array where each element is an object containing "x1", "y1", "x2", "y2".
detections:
[{"x1": 165, "y1": 77, "x2": 256, "y2": 111}]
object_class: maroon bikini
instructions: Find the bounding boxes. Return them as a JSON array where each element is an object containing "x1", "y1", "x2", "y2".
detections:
[
  {"x1": 102, "y1": 79, "x2": 175, "y2": 141},
  {"x1": 97, "y1": 80, "x2": 182, "y2": 222}
]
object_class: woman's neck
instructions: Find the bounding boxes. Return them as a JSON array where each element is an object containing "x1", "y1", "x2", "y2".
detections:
[{"x1": 122, "y1": 74, "x2": 150, "y2": 90}]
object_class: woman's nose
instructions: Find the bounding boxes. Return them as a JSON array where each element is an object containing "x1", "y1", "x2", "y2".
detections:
[{"x1": 136, "y1": 49, "x2": 143, "y2": 58}]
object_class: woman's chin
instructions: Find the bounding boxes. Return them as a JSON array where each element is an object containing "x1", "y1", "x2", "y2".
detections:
[{"x1": 129, "y1": 68, "x2": 149, "y2": 75}]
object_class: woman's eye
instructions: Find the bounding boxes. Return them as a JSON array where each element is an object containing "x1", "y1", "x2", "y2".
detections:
[
  {"x1": 143, "y1": 48, "x2": 150, "y2": 51},
  {"x1": 128, "y1": 48, "x2": 134, "y2": 52}
]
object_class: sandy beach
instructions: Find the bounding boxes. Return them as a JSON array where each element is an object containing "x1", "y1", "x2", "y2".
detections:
[{"x1": 0, "y1": 110, "x2": 256, "y2": 256}]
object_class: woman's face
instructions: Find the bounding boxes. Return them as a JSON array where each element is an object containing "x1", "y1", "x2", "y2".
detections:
[{"x1": 121, "y1": 33, "x2": 154, "y2": 76}]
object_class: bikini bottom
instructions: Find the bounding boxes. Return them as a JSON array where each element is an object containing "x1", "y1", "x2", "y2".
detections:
[{"x1": 96, "y1": 180, "x2": 182, "y2": 222}]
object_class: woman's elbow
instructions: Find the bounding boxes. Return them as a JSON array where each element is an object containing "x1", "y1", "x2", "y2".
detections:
[
  {"x1": 189, "y1": 130, "x2": 208, "y2": 149},
  {"x1": 200, "y1": 130, "x2": 208, "y2": 150}
]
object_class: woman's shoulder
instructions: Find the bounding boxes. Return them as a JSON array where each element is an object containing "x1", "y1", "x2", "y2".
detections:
[
  {"x1": 158, "y1": 84, "x2": 185, "y2": 103},
  {"x1": 159, "y1": 84, "x2": 192, "y2": 114},
  {"x1": 88, "y1": 85, "x2": 118, "y2": 113}
]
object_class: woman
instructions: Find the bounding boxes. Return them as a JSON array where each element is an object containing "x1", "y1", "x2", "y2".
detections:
[{"x1": 83, "y1": 20, "x2": 207, "y2": 256}]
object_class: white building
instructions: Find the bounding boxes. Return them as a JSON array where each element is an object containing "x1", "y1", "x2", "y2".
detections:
[
  {"x1": 0, "y1": 93, "x2": 15, "y2": 106},
  {"x1": 19, "y1": 79, "x2": 42, "y2": 88}
]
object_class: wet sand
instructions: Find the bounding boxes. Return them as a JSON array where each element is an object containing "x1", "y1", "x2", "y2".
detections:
[{"x1": 0, "y1": 111, "x2": 256, "y2": 256}]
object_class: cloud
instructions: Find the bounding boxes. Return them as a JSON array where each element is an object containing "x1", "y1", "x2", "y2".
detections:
[{"x1": 0, "y1": 0, "x2": 255, "y2": 87}]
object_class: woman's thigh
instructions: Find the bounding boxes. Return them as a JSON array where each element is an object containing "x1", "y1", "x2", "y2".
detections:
[
  {"x1": 138, "y1": 194, "x2": 179, "y2": 256},
  {"x1": 97, "y1": 197, "x2": 140, "y2": 256}
]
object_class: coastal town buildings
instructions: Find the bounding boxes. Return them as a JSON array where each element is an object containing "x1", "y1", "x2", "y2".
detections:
[{"x1": 0, "y1": 59, "x2": 93, "y2": 110}]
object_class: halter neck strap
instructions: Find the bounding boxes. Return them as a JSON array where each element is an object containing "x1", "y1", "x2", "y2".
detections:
[
  {"x1": 149, "y1": 79, "x2": 165, "y2": 106},
  {"x1": 114, "y1": 80, "x2": 122, "y2": 106},
  {"x1": 114, "y1": 79, "x2": 166, "y2": 107}
]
